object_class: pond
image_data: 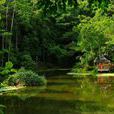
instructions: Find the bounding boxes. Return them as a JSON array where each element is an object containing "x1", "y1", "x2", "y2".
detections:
[{"x1": 1, "y1": 73, "x2": 114, "y2": 114}]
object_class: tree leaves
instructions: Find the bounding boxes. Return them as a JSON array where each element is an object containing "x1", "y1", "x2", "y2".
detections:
[
  {"x1": 37, "y1": 0, "x2": 78, "y2": 15},
  {"x1": 0, "y1": 0, "x2": 6, "y2": 5}
]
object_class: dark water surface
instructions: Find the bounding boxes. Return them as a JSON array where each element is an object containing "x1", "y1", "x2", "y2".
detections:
[{"x1": 1, "y1": 75, "x2": 114, "y2": 114}]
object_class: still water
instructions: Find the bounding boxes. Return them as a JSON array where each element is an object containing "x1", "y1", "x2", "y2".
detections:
[{"x1": 1, "y1": 75, "x2": 114, "y2": 114}]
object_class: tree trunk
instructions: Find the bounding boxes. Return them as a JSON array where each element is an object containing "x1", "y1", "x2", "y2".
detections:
[
  {"x1": 1, "y1": 36, "x2": 4, "y2": 66},
  {"x1": 8, "y1": 2, "x2": 16, "y2": 61}
]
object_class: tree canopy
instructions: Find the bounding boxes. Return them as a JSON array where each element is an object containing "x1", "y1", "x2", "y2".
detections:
[{"x1": 0, "y1": 0, "x2": 114, "y2": 69}]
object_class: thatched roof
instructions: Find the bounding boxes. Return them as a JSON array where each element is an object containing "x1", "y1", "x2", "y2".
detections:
[{"x1": 94, "y1": 55, "x2": 111, "y2": 64}]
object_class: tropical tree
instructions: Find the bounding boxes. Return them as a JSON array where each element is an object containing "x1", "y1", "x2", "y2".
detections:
[{"x1": 73, "y1": 9, "x2": 114, "y2": 66}]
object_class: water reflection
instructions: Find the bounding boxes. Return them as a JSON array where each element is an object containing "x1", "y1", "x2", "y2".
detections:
[
  {"x1": 1, "y1": 75, "x2": 114, "y2": 114},
  {"x1": 97, "y1": 75, "x2": 112, "y2": 91}
]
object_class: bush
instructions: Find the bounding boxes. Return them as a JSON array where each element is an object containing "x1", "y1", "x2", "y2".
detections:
[
  {"x1": 19, "y1": 54, "x2": 37, "y2": 71},
  {"x1": 3, "y1": 69, "x2": 47, "y2": 86}
]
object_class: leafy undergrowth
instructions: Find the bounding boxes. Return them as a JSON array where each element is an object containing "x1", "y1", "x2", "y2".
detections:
[{"x1": 1, "y1": 69, "x2": 47, "y2": 87}]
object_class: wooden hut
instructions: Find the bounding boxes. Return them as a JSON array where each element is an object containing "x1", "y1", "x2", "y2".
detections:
[{"x1": 94, "y1": 55, "x2": 111, "y2": 72}]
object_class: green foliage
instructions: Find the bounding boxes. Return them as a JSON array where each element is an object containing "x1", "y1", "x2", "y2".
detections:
[
  {"x1": 73, "y1": 11, "x2": 114, "y2": 66},
  {"x1": 0, "y1": 61, "x2": 17, "y2": 77},
  {"x1": 49, "y1": 45, "x2": 68, "y2": 58},
  {"x1": 5, "y1": 61, "x2": 13, "y2": 69},
  {"x1": 0, "y1": 0, "x2": 6, "y2": 5},
  {"x1": 2, "y1": 32, "x2": 12, "y2": 37},
  {"x1": 0, "y1": 0, "x2": 114, "y2": 74},
  {"x1": 0, "y1": 105, "x2": 6, "y2": 114},
  {"x1": 5, "y1": 69, "x2": 47, "y2": 86},
  {"x1": 19, "y1": 54, "x2": 37, "y2": 71},
  {"x1": 0, "y1": 110, "x2": 4, "y2": 114}
]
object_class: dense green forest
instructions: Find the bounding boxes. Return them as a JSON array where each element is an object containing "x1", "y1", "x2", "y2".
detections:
[
  {"x1": 0, "y1": 0, "x2": 114, "y2": 83},
  {"x1": 0, "y1": 0, "x2": 114, "y2": 81},
  {"x1": 1, "y1": 0, "x2": 114, "y2": 114},
  {"x1": 0, "y1": 0, "x2": 114, "y2": 70}
]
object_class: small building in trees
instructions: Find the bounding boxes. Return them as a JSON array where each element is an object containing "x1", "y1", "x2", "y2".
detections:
[{"x1": 94, "y1": 55, "x2": 111, "y2": 72}]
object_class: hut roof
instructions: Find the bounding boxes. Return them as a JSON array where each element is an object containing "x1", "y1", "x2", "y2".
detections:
[{"x1": 94, "y1": 55, "x2": 111, "y2": 64}]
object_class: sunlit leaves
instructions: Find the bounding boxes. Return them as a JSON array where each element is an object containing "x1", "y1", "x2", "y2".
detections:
[
  {"x1": 0, "y1": 0, "x2": 6, "y2": 5},
  {"x1": 2, "y1": 32, "x2": 12, "y2": 38},
  {"x1": 74, "y1": 11, "x2": 114, "y2": 65},
  {"x1": 32, "y1": 0, "x2": 37, "y2": 4}
]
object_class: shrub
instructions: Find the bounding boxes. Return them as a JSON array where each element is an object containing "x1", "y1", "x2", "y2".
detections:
[
  {"x1": 19, "y1": 54, "x2": 37, "y2": 71},
  {"x1": 5, "y1": 70, "x2": 47, "y2": 86}
]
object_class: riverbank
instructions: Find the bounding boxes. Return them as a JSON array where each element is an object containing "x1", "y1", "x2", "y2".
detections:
[
  {"x1": 68, "y1": 72, "x2": 114, "y2": 77},
  {"x1": 0, "y1": 86, "x2": 24, "y2": 94}
]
